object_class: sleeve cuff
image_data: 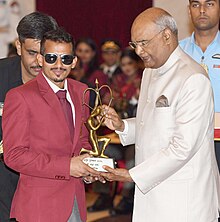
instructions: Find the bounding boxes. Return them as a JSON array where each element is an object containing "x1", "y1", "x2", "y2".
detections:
[{"x1": 115, "y1": 120, "x2": 128, "y2": 135}]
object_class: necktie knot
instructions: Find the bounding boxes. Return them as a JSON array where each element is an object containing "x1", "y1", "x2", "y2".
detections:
[{"x1": 56, "y1": 90, "x2": 67, "y2": 99}]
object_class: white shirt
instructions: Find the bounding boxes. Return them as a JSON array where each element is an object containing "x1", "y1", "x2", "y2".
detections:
[{"x1": 42, "y1": 73, "x2": 75, "y2": 125}]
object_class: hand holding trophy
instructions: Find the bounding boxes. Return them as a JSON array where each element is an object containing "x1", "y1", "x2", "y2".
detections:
[{"x1": 80, "y1": 79, "x2": 115, "y2": 172}]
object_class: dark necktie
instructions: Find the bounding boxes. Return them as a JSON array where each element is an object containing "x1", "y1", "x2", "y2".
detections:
[
  {"x1": 106, "y1": 69, "x2": 112, "y2": 77},
  {"x1": 56, "y1": 90, "x2": 74, "y2": 141}
]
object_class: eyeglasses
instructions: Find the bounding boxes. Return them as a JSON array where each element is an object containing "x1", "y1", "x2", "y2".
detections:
[
  {"x1": 43, "y1": 53, "x2": 75, "y2": 65},
  {"x1": 129, "y1": 29, "x2": 165, "y2": 50}
]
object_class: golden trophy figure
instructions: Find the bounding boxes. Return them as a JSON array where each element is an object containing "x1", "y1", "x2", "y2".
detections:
[{"x1": 80, "y1": 79, "x2": 115, "y2": 172}]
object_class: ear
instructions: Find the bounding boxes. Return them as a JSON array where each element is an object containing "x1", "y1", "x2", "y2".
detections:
[
  {"x1": 188, "y1": 4, "x2": 192, "y2": 19},
  {"x1": 71, "y1": 56, "x2": 78, "y2": 69},
  {"x1": 37, "y1": 53, "x2": 44, "y2": 67},
  {"x1": 15, "y1": 39, "x2": 21, "y2": 56},
  {"x1": 163, "y1": 29, "x2": 171, "y2": 43}
]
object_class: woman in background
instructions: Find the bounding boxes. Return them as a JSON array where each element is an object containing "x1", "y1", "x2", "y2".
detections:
[
  {"x1": 75, "y1": 38, "x2": 107, "y2": 87},
  {"x1": 111, "y1": 48, "x2": 142, "y2": 118}
]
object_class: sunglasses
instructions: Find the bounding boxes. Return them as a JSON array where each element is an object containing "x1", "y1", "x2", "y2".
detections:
[{"x1": 43, "y1": 53, "x2": 75, "y2": 65}]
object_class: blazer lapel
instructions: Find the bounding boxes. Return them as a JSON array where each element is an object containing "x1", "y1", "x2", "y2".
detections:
[
  {"x1": 67, "y1": 80, "x2": 82, "y2": 152},
  {"x1": 36, "y1": 73, "x2": 71, "y2": 142}
]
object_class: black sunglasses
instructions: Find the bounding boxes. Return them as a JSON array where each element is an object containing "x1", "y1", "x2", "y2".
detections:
[{"x1": 43, "y1": 53, "x2": 75, "y2": 65}]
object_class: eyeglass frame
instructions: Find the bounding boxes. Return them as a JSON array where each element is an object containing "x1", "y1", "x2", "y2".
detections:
[
  {"x1": 129, "y1": 29, "x2": 166, "y2": 50},
  {"x1": 42, "y1": 53, "x2": 75, "y2": 65}
]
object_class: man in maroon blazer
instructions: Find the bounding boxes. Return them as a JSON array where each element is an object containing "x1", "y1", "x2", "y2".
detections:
[{"x1": 2, "y1": 27, "x2": 100, "y2": 222}]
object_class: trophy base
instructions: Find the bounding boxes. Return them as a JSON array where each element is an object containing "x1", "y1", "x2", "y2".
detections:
[{"x1": 83, "y1": 157, "x2": 115, "y2": 172}]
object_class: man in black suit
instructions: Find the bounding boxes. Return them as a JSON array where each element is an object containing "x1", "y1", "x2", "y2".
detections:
[{"x1": 0, "y1": 12, "x2": 58, "y2": 222}]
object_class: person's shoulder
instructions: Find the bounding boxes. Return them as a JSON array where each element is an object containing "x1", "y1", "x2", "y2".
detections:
[
  {"x1": 0, "y1": 56, "x2": 21, "y2": 68},
  {"x1": 179, "y1": 36, "x2": 191, "y2": 48},
  {"x1": 68, "y1": 78, "x2": 88, "y2": 90},
  {"x1": 0, "y1": 56, "x2": 21, "y2": 84},
  {"x1": 0, "y1": 56, "x2": 21, "y2": 78},
  {"x1": 92, "y1": 69, "x2": 107, "y2": 77},
  {"x1": 9, "y1": 75, "x2": 38, "y2": 94},
  {"x1": 178, "y1": 47, "x2": 208, "y2": 78},
  {"x1": 114, "y1": 65, "x2": 122, "y2": 74}
]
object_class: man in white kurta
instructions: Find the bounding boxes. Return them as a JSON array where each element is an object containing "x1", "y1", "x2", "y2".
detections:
[{"x1": 101, "y1": 7, "x2": 220, "y2": 222}]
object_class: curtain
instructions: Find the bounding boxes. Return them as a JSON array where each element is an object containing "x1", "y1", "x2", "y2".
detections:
[{"x1": 36, "y1": 0, "x2": 152, "y2": 50}]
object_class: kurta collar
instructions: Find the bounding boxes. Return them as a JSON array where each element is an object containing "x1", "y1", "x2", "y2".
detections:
[{"x1": 155, "y1": 45, "x2": 181, "y2": 76}]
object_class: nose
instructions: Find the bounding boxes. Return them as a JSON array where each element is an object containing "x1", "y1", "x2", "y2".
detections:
[
  {"x1": 135, "y1": 45, "x2": 144, "y2": 57},
  {"x1": 199, "y1": 4, "x2": 206, "y2": 14},
  {"x1": 55, "y1": 56, "x2": 63, "y2": 67}
]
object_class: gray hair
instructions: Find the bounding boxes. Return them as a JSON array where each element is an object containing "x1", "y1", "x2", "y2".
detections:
[{"x1": 155, "y1": 14, "x2": 178, "y2": 37}]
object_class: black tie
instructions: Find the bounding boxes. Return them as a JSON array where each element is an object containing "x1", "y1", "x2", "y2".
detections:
[{"x1": 56, "y1": 90, "x2": 74, "y2": 141}]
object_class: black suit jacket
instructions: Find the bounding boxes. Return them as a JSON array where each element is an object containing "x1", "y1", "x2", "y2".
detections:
[
  {"x1": 0, "y1": 56, "x2": 21, "y2": 221},
  {"x1": 0, "y1": 56, "x2": 22, "y2": 141}
]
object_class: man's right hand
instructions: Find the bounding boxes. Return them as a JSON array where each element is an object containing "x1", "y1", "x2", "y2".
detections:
[
  {"x1": 70, "y1": 154, "x2": 100, "y2": 178},
  {"x1": 101, "y1": 105, "x2": 125, "y2": 132}
]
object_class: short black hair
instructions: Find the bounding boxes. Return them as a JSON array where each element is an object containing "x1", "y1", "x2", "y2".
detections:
[
  {"x1": 40, "y1": 27, "x2": 75, "y2": 55},
  {"x1": 17, "y1": 11, "x2": 58, "y2": 43}
]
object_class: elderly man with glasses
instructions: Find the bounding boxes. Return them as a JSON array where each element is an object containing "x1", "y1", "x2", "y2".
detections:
[{"x1": 100, "y1": 7, "x2": 220, "y2": 222}]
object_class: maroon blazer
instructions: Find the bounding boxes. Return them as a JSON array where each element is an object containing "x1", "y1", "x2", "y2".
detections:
[{"x1": 3, "y1": 73, "x2": 91, "y2": 222}]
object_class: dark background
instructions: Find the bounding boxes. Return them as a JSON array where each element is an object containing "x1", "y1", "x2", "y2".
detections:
[{"x1": 36, "y1": 0, "x2": 152, "y2": 51}]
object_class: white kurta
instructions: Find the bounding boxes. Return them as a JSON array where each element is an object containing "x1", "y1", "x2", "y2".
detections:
[{"x1": 119, "y1": 46, "x2": 220, "y2": 222}]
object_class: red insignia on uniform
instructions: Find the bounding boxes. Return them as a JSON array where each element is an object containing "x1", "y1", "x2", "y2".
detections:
[{"x1": 213, "y1": 65, "x2": 220, "y2": 68}]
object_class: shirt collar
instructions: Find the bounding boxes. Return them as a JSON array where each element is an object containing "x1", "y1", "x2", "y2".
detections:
[
  {"x1": 190, "y1": 31, "x2": 220, "y2": 46},
  {"x1": 155, "y1": 46, "x2": 181, "y2": 76},
  {"x1": 103, "y1": 64, "x2": 118, "y2": 74}
]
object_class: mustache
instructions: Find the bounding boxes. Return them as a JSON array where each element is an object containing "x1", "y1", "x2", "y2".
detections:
[
  {"x1": 51, "y1": 67, "x2": 66, "y2": 71},
  {"x1": 31, "y1": 65, "x2": 41, "y2": 69}
]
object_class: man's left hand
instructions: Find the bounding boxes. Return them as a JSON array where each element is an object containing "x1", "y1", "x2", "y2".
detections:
[{"x1": 100, "y1": 166, "x2": 133, "y2": 182}]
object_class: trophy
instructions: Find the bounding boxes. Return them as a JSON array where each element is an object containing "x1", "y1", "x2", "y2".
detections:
[{"x1": 80, "y1": 79, "x2": 115, "y2": 172}]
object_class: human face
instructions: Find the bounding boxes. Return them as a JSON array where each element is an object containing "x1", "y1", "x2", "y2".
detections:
[
  {"x1": 37, "y1": 40, "x2": 77, "y2": 88},
  {"x1": 75, "y1": 42, "x2": 95, "y2": 64},
  {"x1": 131, "y1": 22, "x2": 168, "y2": 69},
  {"x1": 189, "y1": 0, "x2": 220, "y2": 31},
  {"x1": 120, "y1": 56, "x2": 139, "y2": 77},
  {"x1": 16, "y1": 38, "x2": 42, "y2": 79},
  {"x1": 102, "y1": 50, "x2": 120, "y2": 67}
]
